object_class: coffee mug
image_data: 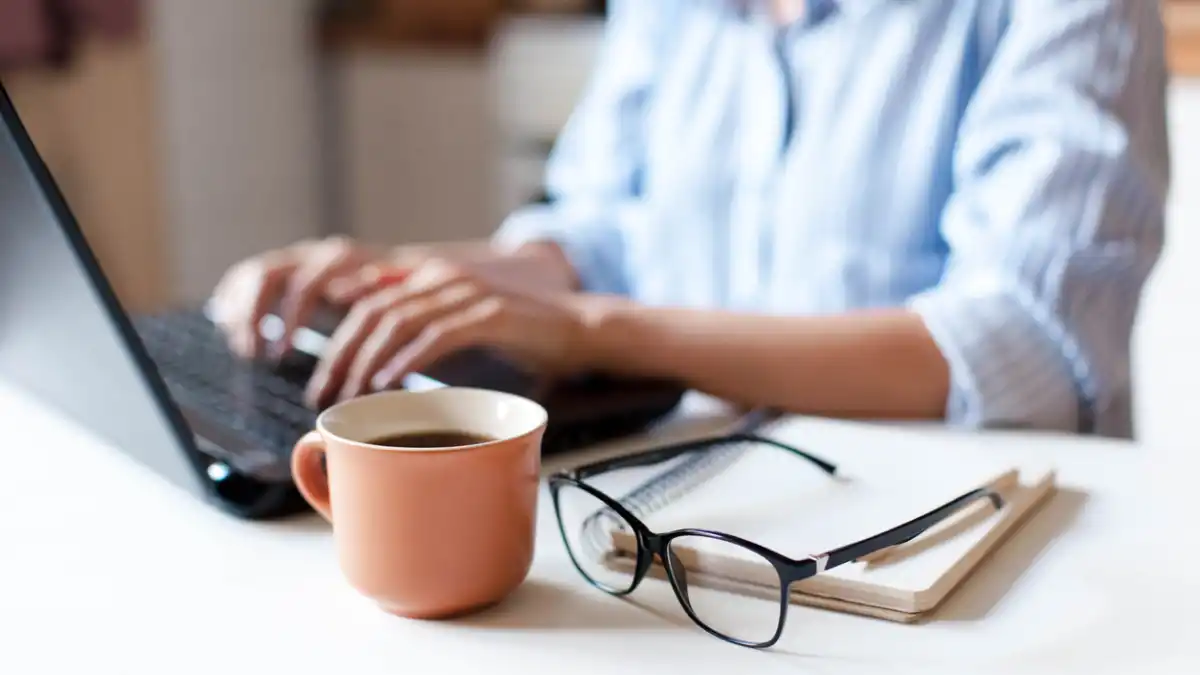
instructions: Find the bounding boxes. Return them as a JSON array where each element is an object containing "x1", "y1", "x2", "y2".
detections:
[{"x1": 291, "y1": 387, "x2": 547, "y2": 619}]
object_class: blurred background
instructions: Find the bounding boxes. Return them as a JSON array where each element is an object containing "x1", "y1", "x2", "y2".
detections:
[
  {"x1": 1, "y1": 0, "x2": 609, "y2": 312},
  {"x1": 2, "y1": 0, "x2": 1200, "y2": 443}
]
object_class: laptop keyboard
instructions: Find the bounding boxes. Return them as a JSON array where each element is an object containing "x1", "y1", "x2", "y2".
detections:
[
  {"x1": 133, "y1": 310, "x2": 318, "y2": 459},
  {"x1": 130, "y1": 310, "x2": 686, "y2": 473}
]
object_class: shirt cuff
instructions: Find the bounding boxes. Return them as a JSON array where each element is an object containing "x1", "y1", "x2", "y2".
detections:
[
  {"x1": 907, "y1": 282, "x2": 1094, "y2": 434},
  {"x1": 492, "y1": 204, "x2": 630, "y2": 296}
]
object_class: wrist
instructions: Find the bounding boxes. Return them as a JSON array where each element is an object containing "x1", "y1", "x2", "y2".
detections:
[
  {"x1": 511, "y1": 240, "x2": 580, "y2": 292},
  {"x1": 569, "y1": 294, "x2": 639, "y2": 372}
]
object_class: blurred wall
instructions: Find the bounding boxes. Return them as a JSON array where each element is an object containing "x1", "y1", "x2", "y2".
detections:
[
  {"x1": 490, "y1": 15, "x2": 603, "y2": 218},
  {"x1": 5, "y1": 4, "x2": 598, "y2": 309},
  {"x1": 338, "y1": 48, "x2": 496, "y2": 247},
  {"x1": 329, "y1": 15, "x2": 605, "y2": 250},
  {"x1": 4, "y1": 37, "x2": 167, "y2": 312},
  {"x1": 4, "y1": 1, "x2": 325, "y2": 310},
  {"x1": 151, "y1": 0, "x2": 324, "y2": 304}
]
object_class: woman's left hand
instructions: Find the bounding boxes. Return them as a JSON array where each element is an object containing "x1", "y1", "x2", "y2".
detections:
[{"x1": 304, "y1": 258, "x2": 602, "y2": 408}]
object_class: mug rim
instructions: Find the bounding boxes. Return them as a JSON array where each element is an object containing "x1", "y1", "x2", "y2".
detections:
[{"x1": 315, "y1": 386, "x2": 549, "y2": 453}]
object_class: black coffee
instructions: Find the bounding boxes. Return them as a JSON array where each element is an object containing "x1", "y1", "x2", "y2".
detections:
[{"x1": 368, "y1": 430, "x2": 496, "y2": 448}]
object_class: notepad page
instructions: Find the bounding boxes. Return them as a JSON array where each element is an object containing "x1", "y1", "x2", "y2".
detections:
[{"x1": 632, "y1": 419, "x2": 1050, "y2": 595}]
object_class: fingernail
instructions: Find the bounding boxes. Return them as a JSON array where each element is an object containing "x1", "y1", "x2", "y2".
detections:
[
  {"x1": 370, "y1": 372, "x2": 390, "y2": 392},
  {"x1": 372, "y1": 364, "x2": 400, "y2": 391}
]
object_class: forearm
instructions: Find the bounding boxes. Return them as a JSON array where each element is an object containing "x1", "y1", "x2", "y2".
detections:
[{"x1": 582, "y1": 302, "x2": 951, "y2": 420}]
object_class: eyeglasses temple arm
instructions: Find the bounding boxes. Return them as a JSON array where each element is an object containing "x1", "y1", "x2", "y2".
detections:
[
  {"x1": 741, "y1": 434, "x2": 838, "y2": 475},
  {"x1": 573, "y1": 432, "x2": 838, "y2": 480},
  {"x1": 817, "y1": 487, "x2": 1005, "y2": 572}
]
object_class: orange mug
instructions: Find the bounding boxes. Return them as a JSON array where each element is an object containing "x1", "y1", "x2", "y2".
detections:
[{"x1": 291, "y1": 387, "x2": 547, "y2": 619}]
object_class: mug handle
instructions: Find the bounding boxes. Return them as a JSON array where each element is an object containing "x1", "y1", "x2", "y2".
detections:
[{"x1": 291, "y1": 431, "x2": 333, "y2": 522}]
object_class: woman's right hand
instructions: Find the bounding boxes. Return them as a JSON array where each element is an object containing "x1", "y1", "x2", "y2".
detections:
[{"x1": 209, "y1": 237, "x2": 380, "y2": 359}]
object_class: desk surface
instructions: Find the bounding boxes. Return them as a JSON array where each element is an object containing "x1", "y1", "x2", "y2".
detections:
[{"x1": 2, "y1": 382, "x2": 1196, "y2": 675}]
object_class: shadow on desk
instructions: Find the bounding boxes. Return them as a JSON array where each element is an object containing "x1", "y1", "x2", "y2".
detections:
[
  {"x1": 452, "y1": 579, "x2": 675, "y2": 632},
  {"x1": 929, "y1": 487, "x2": 1089, "y2": 623},
  {"x1": 257, "y1": 511, "x2": 328, "y2": 534}
]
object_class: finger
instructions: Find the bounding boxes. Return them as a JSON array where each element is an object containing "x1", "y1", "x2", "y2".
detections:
[
  {"x1": 236, "y1": 262, "x2": 292, "y2": 359},
  {"x1": 276, "y1": 243, "x2": 360, "y2": 357},
  {"x1": 340, "y1": 282, "x2": 482, "y2": 400},
  {"x1": 306, "y1": 263, "x2": 475, "y2": 407},
  {"x1": 372, "y1": 298, "x2": 506, "y2": 391},
  {"x1": 336, "y1": 310, "x2": 410, "y2": 402},
  {"x1": 324, "y1": 274, "x2": 379, "y2": 306},
  {"x1": 305, "y1": 285, "x2": 408, "y2": 408},
  {"x1": 206, "y1": 280, "x2": 242, "y2": 349},
  {"x1": 325, "y1": 264, "x2": 412, "y2": 305}
]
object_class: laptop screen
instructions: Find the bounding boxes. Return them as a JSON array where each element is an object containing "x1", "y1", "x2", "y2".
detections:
[{"x1": 0, "y1": 85, "x2": 210, "y2": 495}]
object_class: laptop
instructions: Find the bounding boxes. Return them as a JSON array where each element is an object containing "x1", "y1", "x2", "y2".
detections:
[{"x1": 0, "y1": 84, "x2": 684, "y2": 520}]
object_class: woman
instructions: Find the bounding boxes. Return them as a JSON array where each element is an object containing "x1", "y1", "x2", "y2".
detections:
[{"x1": 210, "y1": 0, "x2": 1169, "y2": 438}]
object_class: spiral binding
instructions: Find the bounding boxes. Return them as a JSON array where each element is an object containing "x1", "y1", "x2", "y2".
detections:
[
  {"x1": 614, "y1": 442, "x2": 747, "y2": 521},
  {"x1": 579, "y1": 409, "x2": 780, "y2": 559}
]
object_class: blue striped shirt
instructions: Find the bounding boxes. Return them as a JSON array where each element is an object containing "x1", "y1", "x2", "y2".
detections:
[{"x1": 494, "y1": 0, "x2": 1170, "y2": 439}]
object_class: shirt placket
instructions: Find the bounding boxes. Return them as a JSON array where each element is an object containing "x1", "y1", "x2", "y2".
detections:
[{"x1": 729, "y1": 10, "x2": 805, "y2": 310}]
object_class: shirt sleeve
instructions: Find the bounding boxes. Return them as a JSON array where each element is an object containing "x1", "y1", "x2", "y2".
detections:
[
  {"x1": 491, "y1": 0, "x2": 671, "y2": 296},
  {"x1": 907, "y1": 0, "x2": 1170, "y2": 438}
]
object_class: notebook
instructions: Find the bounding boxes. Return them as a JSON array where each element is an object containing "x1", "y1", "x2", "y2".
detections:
[{"x1": 594, "y1": 416, "x2": 1057, "y2": 623}]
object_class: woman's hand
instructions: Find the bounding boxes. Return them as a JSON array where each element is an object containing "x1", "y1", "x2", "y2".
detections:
[
  {"x1": 305, "y1": 258, "x2": 604, "y2": 408},
  {"x1": 211, "y1": 236, "x2": 581, "y2": 363},
  {"x1": 209, "y1": 237, "x2": 381, "y2": 359}
]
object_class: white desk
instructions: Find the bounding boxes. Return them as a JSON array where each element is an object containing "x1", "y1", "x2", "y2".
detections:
[{"x1": 2, "y1": 382, "x2": 1196, "y2": 675}]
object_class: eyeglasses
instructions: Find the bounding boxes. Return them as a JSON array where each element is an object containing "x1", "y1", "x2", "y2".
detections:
[{"x1": 547, "y1": 432, "x2": 1004, "y2": 649}]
